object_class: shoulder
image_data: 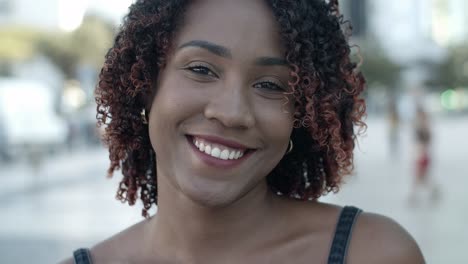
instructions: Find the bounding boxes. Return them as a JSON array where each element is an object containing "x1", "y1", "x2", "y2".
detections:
[
  {"x1": 57, "y1": 218, "x2": 150, "y2": 264},
  {"x1": 347, "y1": 212, "x2": 425, "y2": 264},
  {"x1": 271, "y1": 199, "x2": 344, "y2": 262},
  {"x1": 270, "y1": 199, "x2": 424, "y2": 263}
]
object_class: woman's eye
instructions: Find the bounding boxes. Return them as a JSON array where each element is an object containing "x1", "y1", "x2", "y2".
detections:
[
  {"x1": 254, "y1": 81, "x2": 285, "y2": 92},
  {"x1": 187, "y1": 65, "x2": 217, "y2": 77}
]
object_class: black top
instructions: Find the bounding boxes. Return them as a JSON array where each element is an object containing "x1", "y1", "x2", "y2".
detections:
[
  {"x1": 327, "y1": 206, "x2": 362, "y2": 264},
  {"x1": 73, "y1": 248, "x2": 93, "y2": 264},
  {"x1": 73, "y1": 206, "x2": 362, "y2": 264}
]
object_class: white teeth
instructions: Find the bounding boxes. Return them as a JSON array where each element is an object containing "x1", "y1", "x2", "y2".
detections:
[
  {"x1": 204, "y1": 145, "x2": 212, "y2": 155},
  {"x1": 211, "y1": 147, "x2": 221, "y2": 158},
  {"x1": 192, "y1": 137, "x2": 246, "y2": 160},
  {"x1": 220, "y1": 149, "x2": 229, "y2": 160}
]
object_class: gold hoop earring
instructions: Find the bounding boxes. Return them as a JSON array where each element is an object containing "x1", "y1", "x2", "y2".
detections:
[
  {"x1": 287, "y1": 139, "x2": 293, "y2": 154},
  {"x1": 141, "y1": 109, "x2": 148, "y2": 124}
]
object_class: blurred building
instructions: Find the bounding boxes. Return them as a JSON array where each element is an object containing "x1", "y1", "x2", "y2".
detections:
[
  {"x1": 343, "y1": 0, "x2": 468, "y2": 81},
  {"x1": 431, "y1": 0, "x2": 468, "y2": 46},
  {"x1": 343, "y1": 0, "x2": 446, "y2": 86},
  {"x1": 341, "y1": 0, "x2": 368, "y2": 38}
]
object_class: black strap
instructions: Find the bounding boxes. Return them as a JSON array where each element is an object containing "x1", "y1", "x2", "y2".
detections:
[
  {"x1": 327, "y1": 206, "x2": 362, "y2": 264},
  {"x1": 73, "y1": 248, "x2": 93, "y2": 264}
]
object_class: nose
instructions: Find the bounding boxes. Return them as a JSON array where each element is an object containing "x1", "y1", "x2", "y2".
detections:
[{"x1": 204, "y1": 81, "x2": 255, "y2": 129}]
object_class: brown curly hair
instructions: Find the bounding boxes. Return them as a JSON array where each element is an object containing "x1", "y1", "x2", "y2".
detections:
[{"x1": 96, "y1": 0, "x2": 366, "y2": 218}]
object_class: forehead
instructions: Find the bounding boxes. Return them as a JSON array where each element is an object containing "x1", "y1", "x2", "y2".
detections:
[{"x1": 173, "y1": 0, "x2": 285, "y2": 57}]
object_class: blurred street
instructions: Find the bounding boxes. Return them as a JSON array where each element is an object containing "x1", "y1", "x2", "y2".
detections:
[{"x1": 0, "y1": 116, "x2": 466, "y2": 263}]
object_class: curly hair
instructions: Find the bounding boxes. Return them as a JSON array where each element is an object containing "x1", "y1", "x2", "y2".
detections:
[{"x1": 96, "y1": 0, "x2": 366, "y2": 218}]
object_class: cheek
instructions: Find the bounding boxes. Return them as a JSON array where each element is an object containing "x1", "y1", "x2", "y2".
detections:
[
  {"x1": 148, "y1": 77, "x2": 184, "y2": 150},
  {"x1": 152, "y1": 79, "x2": 190, "y2": 119},
  {"x1": 253, "y1": 105, "x2": 293, "y2": 177},
  {"x1": 148, "y1": 73, "x2": 206, "y2": 148},
  {"x1": 256, "y1": 101, "x2": 294, "y2": 149}
]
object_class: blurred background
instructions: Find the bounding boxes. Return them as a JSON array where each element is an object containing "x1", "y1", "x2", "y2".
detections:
[{"x1": 0, "y1": 0, "x2": 466, "y2": 263}]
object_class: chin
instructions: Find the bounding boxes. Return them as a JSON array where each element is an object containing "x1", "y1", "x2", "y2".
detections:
[
  {"x1": 188, "y1": 194, "x2": 236, "y2": 209},
  {"x1": 178, "y1": 177, "x2": 248, "y2": 209}
]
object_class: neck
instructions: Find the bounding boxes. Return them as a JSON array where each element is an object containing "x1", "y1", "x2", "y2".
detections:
[{"x1": 146, "y1": 172, "x2": 277, "y2": 260}]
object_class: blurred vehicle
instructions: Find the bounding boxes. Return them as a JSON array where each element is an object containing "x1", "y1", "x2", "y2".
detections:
[{"x1": 0, "y1": 78, "x2": 68, "y2": 161}]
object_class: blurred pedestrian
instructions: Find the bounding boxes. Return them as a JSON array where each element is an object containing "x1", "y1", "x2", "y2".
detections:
[
  {"x1": 409, "y1": 104, "x2": 440, "y2": 205},
  {"x1": 26, "y1": 143, "x2": 43, "y2": 188},
  {"x1": 61, "y1": 0, "x2": 424, "y2": 263},
  {"x1": 66, "y1": 120, "x2": 78, "y2": 151},
  {"x1": 387, "y1": 97, "x2": 400, "y2": 158}
]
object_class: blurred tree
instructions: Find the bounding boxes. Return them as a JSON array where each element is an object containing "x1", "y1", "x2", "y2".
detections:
[
  {"x1": 427, "y1": 45, "x2": 468, "y2": 89},
  {"x1": 0, "y1": 27, "x2": 42, "y2": 76},
  {"x1": 37, "y1": 33, "x2": 79, "y2": 79},
  {"x1": 72, "y1": 15, "x2": 115, "y2": 67},
  {"x1": 357, "y1": 45, "x2": 402, "y2": 91},
  {"x1": 0, "y1": 15, "x2": 115, "y2": 79},
  {"x1": 350, "y1": 41, "x2": 402, "y2": 114},
  {"x1": 38, "y1": 15, "x2": 115, "y2": 78},
  {"x1": 0, "y1": 27, "x2": 40, "y2": 61}
]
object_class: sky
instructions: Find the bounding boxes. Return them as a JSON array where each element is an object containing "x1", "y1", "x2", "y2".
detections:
[
  {"x1": 56, "y1": 0, "x2": 133, "y2": 31},
  {"x1": 87, "y1": 0, "x2": 134, "y2": 24}
]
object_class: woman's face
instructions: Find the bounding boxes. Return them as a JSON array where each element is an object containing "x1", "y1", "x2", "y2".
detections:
[{"x1": 149, "y1": 0, "x2": 294, "y2": 207}]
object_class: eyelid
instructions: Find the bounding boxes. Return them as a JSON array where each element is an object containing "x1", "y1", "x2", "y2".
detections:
[
  {"x1": 256, "y1": 77, "x2": 287, "y2": 91},
  {"x1": 183, "y1": 61, "x2": 220, "y2": 77},
  {"x1": 253, "y1": 81, "x2": 286, "y2": 96},
  {"x1": 261, "y1": 80, "x2": 282, "y2": 89}
]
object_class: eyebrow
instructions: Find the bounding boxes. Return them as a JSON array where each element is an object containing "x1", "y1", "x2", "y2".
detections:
[
  {"x1": 178, "y1": 40, "x2": 289, "y2": 67},
  {"x1": 254, "y1": 57, "x2": 288, "y2": 67},
  {"x1": 178, "y1": 40, "x2": 232, "y2": 59}
]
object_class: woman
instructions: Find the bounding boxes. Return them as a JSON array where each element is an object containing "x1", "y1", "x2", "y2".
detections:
[{"x1": 62, "y1": 0, "x2": 424, "y2": 263}]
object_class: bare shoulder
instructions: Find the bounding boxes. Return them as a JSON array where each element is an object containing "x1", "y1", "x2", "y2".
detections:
[
  {"x1": 57, "y1": 218, "x2": 149, "y2": 264},
  {"x1": 348, "y1": 212, "x2": 425, "y2": 264}
]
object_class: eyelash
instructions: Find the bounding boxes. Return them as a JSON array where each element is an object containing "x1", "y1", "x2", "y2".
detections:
[
  {"x1": 186, "y1": 65, "x2": 285, "y2": 92},
  {"x1": 187, "y1": 65, "x2": 218, "y2": 77},
  {"x1": 254, "y1": 81, "x2": 285, "y2": 92}
]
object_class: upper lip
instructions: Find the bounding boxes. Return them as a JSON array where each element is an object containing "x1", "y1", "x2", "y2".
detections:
[{"x1": 188, "y1": 134, "x2": 255, "y2": 150}]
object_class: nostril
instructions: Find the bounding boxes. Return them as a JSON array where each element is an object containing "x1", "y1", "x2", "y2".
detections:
[{"x1": 203, "y1": 101, "x2": 255, "y2": 129}]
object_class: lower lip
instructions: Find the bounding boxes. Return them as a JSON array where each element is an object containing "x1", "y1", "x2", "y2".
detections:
[{"x1": 186, "y1": 136, "x2": 254, "y2": 169}]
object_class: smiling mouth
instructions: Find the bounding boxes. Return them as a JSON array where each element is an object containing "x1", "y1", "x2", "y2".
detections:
[{"x1": 186, "y1": 135, "x2": 255, "y2": 163}]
